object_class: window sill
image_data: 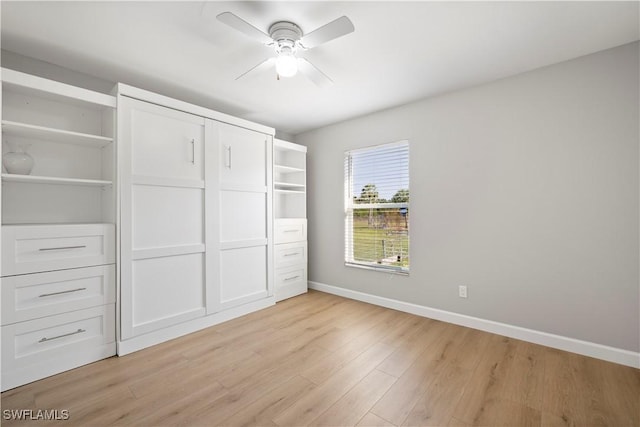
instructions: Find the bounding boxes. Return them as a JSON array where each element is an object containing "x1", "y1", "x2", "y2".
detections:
[{"x1": 345, "y1": 262, "x2": 409, "y2": 276}]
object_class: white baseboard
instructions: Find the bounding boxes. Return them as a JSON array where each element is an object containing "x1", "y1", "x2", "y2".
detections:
[
  {"x1": 309, "y1": 281, "x2": 640, "y2": 368},
  {"x1": 117, "y1": 297, "x2": 275, "y2": 355}
]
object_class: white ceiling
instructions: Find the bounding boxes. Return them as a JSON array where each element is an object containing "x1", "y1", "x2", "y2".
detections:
[{"x1": 2, "y1": 1, "x2": 638, "y2": 135}]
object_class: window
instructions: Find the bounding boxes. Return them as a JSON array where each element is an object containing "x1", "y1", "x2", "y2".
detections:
[{"x1": 344, "y1": 140, "x2": 409, "y2": 273}]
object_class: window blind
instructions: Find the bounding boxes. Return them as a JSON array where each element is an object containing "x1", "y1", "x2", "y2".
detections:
[{"x1": 344, "y1": 140, "x2": 409, "y2": 273}]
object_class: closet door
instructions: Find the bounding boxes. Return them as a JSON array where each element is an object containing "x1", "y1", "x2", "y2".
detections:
[
  {"x1": 120, "y1": 97, "x2": 210, "y2": 339},
  {"x1": 207, "y1": 121, "x2": 272, "y2": 313}
]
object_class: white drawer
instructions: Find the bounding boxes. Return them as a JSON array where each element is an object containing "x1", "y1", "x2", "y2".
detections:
[
  {"x1": 1, "y1": 304, "x2": 116, "y2": 390},
  {"x1": 1, "y1": 265, "x2": 116, "y2": 325},
  {"x1": 275, "y1": 264, "x2": 307, "y2": 302},
  {"x1": 275, "y1": 241, "x2": 307, "y2": 268},
  {"x1": 2, "y1": 223, "x2": 115, "y2": 276},
  {"x1": 274, "y1": 219, "x2": 307, "y2": 244}
]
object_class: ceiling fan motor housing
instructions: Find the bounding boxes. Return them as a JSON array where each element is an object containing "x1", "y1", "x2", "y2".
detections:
[{"x1": 269, "y1": 21, "x2": 303, "y2": 52}]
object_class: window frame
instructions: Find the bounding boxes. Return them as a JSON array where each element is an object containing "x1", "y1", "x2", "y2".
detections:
[{"x1": 344, "y1": 140, "x2": 410, "y2": 275}]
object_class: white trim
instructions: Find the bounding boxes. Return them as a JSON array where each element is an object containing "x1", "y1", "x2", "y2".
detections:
[
  {"x1": 132, "y1": 175, "x2": 205, "y2": 189},
  {"x1": 117, "y1": 84, "x2": 274, "y2": 136},
  {"x1": 117, "y1": 296, "x2": 275, "y2": 355},
  {"x1": 308, "y1": 281, "x2": 640, "y2": 368},
  {"x1": 132, "y1": 244, "x2": 205, "y2": 260}
]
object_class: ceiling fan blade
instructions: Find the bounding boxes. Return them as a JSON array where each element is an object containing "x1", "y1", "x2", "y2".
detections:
[
  {"x1": 297, "y1": 58, "x2": 333, "y2": 88},
  {"x1": 236, "y1": 57, "x2": 276, "y2": 80},
  {"x1": 217, "y1": 12, "x2": 272, "y2": 45},
  {"x1": 300, "y1": 16, "x2": 354, "y2": 49}
]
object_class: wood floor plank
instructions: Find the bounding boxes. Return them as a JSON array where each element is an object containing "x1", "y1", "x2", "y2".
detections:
[
  {"x1": 217, "y1": 375, "x2": 316, "y2": 427},
  {"x1": 272, "y1": 341, "x2": 396, "y2": 427},
  {"x1": 450, "y1": 334, "x2": 518, "y2": 426},
  {"x1": 185, "y1": 347, "x2": 330, "y2": 425},
  {"x1": 491, "y1": 399, "x2": 541, "y2": 427},
  {"x1": 402, "y1": 363, "x2": 471, "y2": 426},
  {"x1": 543, "y1": 348, "x2": 640, "y2": 426},
  {"x1": 370, "y1": 322, "x2": 465, "y2": 425},
  {"x1": 310, "y1": 369, "x2": 397, "y2": 426},
  {"x1": 1, "y1": 291, "x2": 638, "y2": 427},
  {"x1": 377, "y1": 319, "x2": 441, "y2": 378},
  {"x1": 301, "y1": 310, "x2": 412, "y2": 385},
  {"x1": 499, "y1": 340, "x2": 545, "y2": 410},
  {"x1": 356, "y1": 412, "x2": 397, "y2": 427}
]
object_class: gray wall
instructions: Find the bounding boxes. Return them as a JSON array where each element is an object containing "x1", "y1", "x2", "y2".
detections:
[{"x1": 296, "y1": 42, "x2": 639, "y2": 352}]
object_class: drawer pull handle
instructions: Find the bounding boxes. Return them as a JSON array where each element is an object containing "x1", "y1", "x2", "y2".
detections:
[
  {"x1": 39, "y1": 245, "x2": 87, "y2": 252},
  {"x1": 283, "y1": 252, "x2": 299, "y2": 257},
  {"x1": 284, "y1": 275, "x2": 300, "y2": 282},
  {"x1": 39, "y1": 287, "x2": 87, "y2": 298},
  {"x1": 283, "y1": 229, "x2": 298, "y2": 233},
  {"x1": 39, "y1": 328, "x2": 86, "y2": 343}
]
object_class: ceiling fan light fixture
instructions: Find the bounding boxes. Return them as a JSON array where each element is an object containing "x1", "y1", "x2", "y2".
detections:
[{"x1": 275, "y1": 49, "x2": 298, "y2": 77}]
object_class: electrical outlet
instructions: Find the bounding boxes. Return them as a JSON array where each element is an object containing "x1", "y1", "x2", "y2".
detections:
[{"x1": 458, "y1": 285, "x2": 468, "y2": 298}]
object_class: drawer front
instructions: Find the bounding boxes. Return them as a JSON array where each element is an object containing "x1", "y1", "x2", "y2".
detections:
[
  {"x1": 2, "y1": 224, "x2": 115, "y2": 276},
  {"x1": 275, "y1": 264, "x2": 307, "y2": 288},
  {"x1": 275, "y1": 264, "x2": 307, "y2": 302},
  {"x1": 1, "y1": 304, "x2": 115, "y2": 374},
  {"x1": 274, "y1": 241, "x2": 307, "y2": 268},
  {"x1": 274, "y1": 219, "x2": 307, "y2": 244},
  {"x1": 1, "y1": 265, "x2": 116, "y2": 325}
]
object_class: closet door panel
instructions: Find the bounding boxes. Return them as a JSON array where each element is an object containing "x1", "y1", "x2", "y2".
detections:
[
  {"x1": 120, "y1": 96, "x2": 208, "y2": 341},
  {"x1": 132, "y1": 186, "x2": 203, "y2": 249},
  {"x1": 131, "y1": 253, "x2": 204, "y2": 334},
  {"x1": 220, "y1": 191, "x2": 266, "y2": 242},
  {"x1": 129, "y1": 99, "x2": 205, "y2": 181},
  {"x1": 220, "y1": 125, "x2": 267, "y2": 187},
  {"x1": 220, "y1": 246, "x2": 267, "y2": 306},
  {"x1": 207, "y1": 120, "x2": 272, "y2": 314}
]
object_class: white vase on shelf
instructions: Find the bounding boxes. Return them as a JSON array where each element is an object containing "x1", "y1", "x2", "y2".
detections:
[{"x1": 3, "y1": 142, "x2": 34, "y2": 175}]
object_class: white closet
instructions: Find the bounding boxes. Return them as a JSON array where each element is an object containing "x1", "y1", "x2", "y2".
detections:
[
  {"x1": 0, "y1": 69, "x2": 116, "y2": 391},
  {"x1": 0, "y1": 70, "x2": 296, "y2": 387},
  {"x1": 117, "y1": 85, "x2": 274, "y2": 354}
]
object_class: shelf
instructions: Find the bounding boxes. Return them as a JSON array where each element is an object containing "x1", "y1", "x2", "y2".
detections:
[
  {"x1": 275, "y1": 188, "x2": 306, "y2": 194},
  {"x1": 274, "y1": 164, "x2": 305, "y2": 174},
  {"x1": 274, "y1": 181, "x2": 305, "y2": 189},
  {"x1": 2, "y1": 121, "x2": 113, "y2": 147},
  {"x1": 2, "y1": 174, "x2": 112, "y2": 187},
  {"x1": 2, "y1": 68, "x2": 116, "y2": 109}
]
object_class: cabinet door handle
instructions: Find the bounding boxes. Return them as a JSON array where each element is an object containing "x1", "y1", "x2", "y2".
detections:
[
  {"x1": 191, "y1": 139, "x2": 196, "y2": 165},
  {"x1": 283, "y1": 252, "x2": 300, "y2": 257},
  {"x1": 224, "y1": 145, "x2": 232, "y2": 168},
  {"x1": 39, "y1": 287, "x2": 87, "y2": 298},
  {"x1": 39, "y1": 328, "x2": 86, "y2": 343},
  {"x1": 284, "y1": 275, "x2": 300, "y2": 282},
  {"x1": 39, "y1": 245, "x2": 86, "y2": 251}
]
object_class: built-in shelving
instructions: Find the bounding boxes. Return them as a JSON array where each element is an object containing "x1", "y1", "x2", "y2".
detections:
[
  {"x1": 2, "y1": 120, "x2": 113, "y2": 147},
  {"x1": 1, "y1": 67, "x2": 117, "y2": 226},
  {"x1": 273, "y1": 139, "x2": 308, "y2": 302},
  {"x1": 273, "y1": 139, "x2": 307, "y2": 220}
]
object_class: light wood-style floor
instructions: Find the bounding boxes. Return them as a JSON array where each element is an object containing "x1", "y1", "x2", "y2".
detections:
[{"x1": 2, "y1": 290, "x2": 639, "y2": 426}]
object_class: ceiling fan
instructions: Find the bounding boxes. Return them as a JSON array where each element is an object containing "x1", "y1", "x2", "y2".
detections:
[{"x1": 217, "y1": 12, "x2": 355, "y2": 88}]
